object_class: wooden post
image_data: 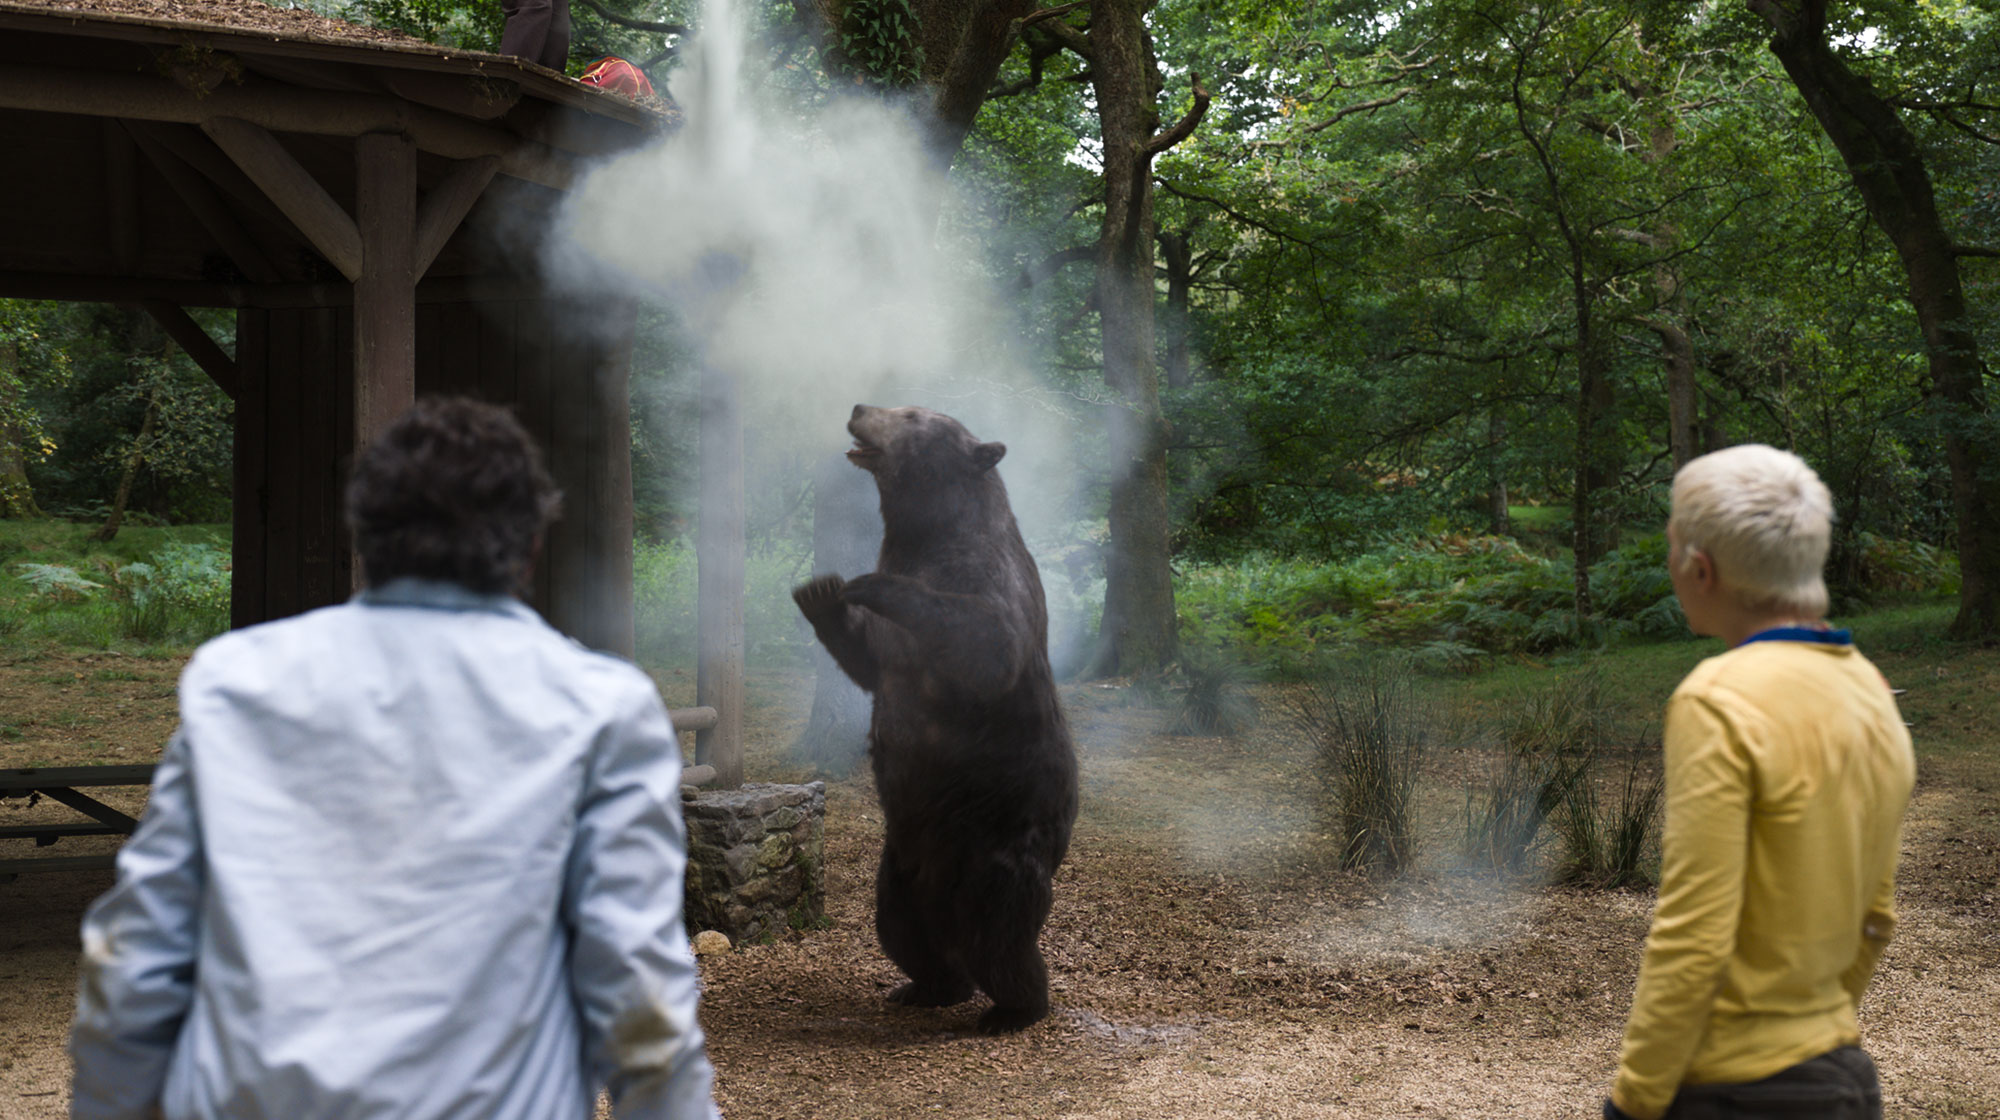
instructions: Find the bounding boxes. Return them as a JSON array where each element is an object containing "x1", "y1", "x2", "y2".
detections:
[
  {"x1": 696, "y1": 362, "x2": 745, "y2": 789},
  {"x1": 589, "y1": 304, "x2": 638, "y2": 659},
  {"x1": 353, "y1": 131, "x2": 417, "y2": 450}
]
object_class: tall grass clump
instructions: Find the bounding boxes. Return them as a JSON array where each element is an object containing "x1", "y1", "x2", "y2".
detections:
[
  {"x1": 1551, "y1": 745, "x2": 1666, "y2": 888},
  {"x1": 1171, "y1": 646, "x2": 1258, "y2": 736},
  {"x1": 1288, "y1": 658, "x2": 1430, "y2": 875},
  {"x1": 1462, "y1": 669, "x2": 1603, "y2": 874}
]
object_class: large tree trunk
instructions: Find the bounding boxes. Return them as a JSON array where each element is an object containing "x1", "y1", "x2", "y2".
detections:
[
  {"x1": 1080, "y1": 0, "x2": 1182, "y2": 678},
  {"x1": 1572, "y1": 289, "x2": 1618, "y2": 624},
  {"x1": 93, "y1": 376, "x2": 161, "y2": 543},
  {"x1": 1750, "y1": 0, "x2": 2000, "y2": 640}
]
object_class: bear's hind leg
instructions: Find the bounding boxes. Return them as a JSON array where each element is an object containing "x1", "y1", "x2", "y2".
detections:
[
  {"x1": 877, "y1": 851, "x2": 975, "y2": 1008},
  {"x1": 959, "y1": 852, "x2": 1057, "y2": 1034}
]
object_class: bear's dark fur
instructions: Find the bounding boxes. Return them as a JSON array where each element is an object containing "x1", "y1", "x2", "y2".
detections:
[{"x1": 793, "y1": 404, "x2": 1079, "y2": 1034}]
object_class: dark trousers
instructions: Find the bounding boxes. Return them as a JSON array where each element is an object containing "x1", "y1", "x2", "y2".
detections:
[
  {"x1": 499, "y1": 0, "x2": 570, "y2": 72},
  {"x1": 1665, "y1": 1047, "x2": 1881, "y2": 1120}
]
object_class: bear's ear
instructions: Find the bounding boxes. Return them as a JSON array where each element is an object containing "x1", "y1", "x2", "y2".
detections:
[{"x1": 972, "y1": 441, "x2": 1006, "y2": 472}]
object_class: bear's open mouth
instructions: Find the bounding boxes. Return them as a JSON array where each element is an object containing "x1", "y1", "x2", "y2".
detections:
[{"x1": 846, "y1": 438, "x2": 882, "y2": 462}]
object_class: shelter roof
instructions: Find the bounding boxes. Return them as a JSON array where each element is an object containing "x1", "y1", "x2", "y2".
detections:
[{"x1": 0, "y1": 0, "x2": 662, "y2": 307}]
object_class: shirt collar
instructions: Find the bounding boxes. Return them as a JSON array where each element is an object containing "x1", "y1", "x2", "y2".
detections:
[
  {"x1": 356, "y1": 577, "x2": 541, "y2": 623},
  {"x1": 1736, "y1": 625, "x2": 1853, "y2": 648}
]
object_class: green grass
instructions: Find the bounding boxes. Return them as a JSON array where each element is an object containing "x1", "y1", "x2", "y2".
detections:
[
  {"x1": 0, "y1": 518, "x2": 230, "y2": 657},
  {"x1": 1443, "y1": 599, "x2": 1986, "y2": 762},
  {"x1": 1507, "y1": 504, "x2": 1571, "y2": 532}
]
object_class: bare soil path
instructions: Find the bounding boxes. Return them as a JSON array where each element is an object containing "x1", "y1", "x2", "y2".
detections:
[{"x1": 3, "y1": 659, "x2": 1996, "y2": 1118}]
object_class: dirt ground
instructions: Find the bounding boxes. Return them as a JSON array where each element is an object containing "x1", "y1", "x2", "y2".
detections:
[{"x1": 3, "y1": 653, "x2": 1997, "y2": 1118}]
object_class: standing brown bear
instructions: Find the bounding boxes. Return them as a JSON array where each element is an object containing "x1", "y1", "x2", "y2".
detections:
[{"x1": 793, "y1": 404, "x2": 1079, "y2": 1034}]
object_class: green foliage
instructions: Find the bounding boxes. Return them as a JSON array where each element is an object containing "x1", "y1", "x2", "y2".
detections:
[
  {"x1": 320, "y1": 0, "x2": 504, "y2": 51},
  {"x1": 1, "y1": 520, "x2": 231, "y2": 652},
  {"x1": 24, "y1": 305, "x2": 232, "y2": 525},
  {"x1": 116, "y1": 541, "x2": 232, "y2": 644},
  {"x1": 1289, "y1": 657, "x2": 1431, "y2": 875},
  {"x1": 633, "y1": 538, "x2": 815, "y2": 670},
  {"x1": 836, "y1": 0, "x2": 924, "y2": 89},
  {"x1": 1176, "y1": 531, "x2": 1708, "y2": 670},
  {"x1": 15, "y1": 562, "x2": 102, "y2": 599}
]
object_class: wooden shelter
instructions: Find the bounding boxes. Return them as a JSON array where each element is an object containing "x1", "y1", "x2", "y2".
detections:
[{"x1": 0, "y1": 0, "x2": 745, "y2": 781}]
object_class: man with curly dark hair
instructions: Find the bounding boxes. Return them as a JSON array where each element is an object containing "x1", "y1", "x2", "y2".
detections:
[{"x1": 70, "y1": 397, "x2": 719, "y2": 1120}]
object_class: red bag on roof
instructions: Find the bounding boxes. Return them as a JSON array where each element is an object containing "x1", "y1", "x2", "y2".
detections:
[{"x1": 579, "y1": 56, "x2": 655, "y2": 100}]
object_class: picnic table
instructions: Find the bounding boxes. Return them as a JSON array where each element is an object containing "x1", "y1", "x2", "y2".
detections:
[
  {"x1": 0, "y1": 764, "x2": 156, "y2": 881},
  {"x1": 0, "y1": 707, "x2": 723, "y2": 882}
]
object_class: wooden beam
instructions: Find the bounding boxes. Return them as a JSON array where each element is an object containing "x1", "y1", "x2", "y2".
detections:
[
  {"x1": 586, "y1": 303, "x2": 637, "y2": 657},
  {"x1": 203, "y1": 117, "x2": 364, "y2": 282},
  {"x1": 669, "y1": 707, "x2": 719, "y2": 733},
  {"x1": 0, "y1": 64, "x2": 580, "y2": 189},
  {"x1": 138, "y1": 300, "x2": 241, "y2": 400},
  {"x1": 125, "y1": 121, "x2": 300, "y2": 234},
  {"x1": 0, "y1": 271, "x2": 549, "y2": 309},
  {"x1": 353, "y1": 131, "x2": 418, "y2": 449},
  {"x1": 696, "y1": 361, "x2": 746, "y2": 789},
  {"x1": 380, "y1": 71, "x2": 523, "y2": 121},
  {"x1": 124, "y1": 123, "x2": 286, "y2": 285},
  {"x1": 102, "y1": 120, "x2": 141, "y2": 271},
  {"x1": 414, "y1": 155, "x2": 499, "y2": 278}
]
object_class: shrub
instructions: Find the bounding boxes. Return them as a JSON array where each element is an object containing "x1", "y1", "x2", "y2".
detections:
[
  {"x1": 1462, "y1": 670, "x2": 1603, "y2": 874},
  {"x1": 633, "y1": 537, "x2": 817, "y2": 670},
  {"x1": 117, "y1": 541, "x2": 231, "y2": 643},
  {"x1": 16, "y1": 562, "x2": 103, "y2": 600},
  {"x1": 1170, "y1": 647, "x2": 1258, "y2": 736},
  {"x1": 1289, "y1": 658, "x2": 1430, "y2": 875},
  {"x1": 1551, "y1": 745, "x2": 1666, "y2": 888}
]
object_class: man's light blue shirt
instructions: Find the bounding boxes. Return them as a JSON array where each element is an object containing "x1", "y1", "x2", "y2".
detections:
[{"x1": 69, "y1": 579, "x2": 719, "y2": 1119}]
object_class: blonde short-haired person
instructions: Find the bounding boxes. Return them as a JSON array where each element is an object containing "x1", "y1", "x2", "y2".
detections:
[{"x1": 1605, "y1": 445, "x2": 1915, "y2": 1120}]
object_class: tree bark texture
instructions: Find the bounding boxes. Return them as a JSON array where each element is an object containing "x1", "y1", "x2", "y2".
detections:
[
  {"x1": 1158, "y1": 228, "x2": 1194, "y2": 390},
  {"x1": 807, "y1": 0, "x2": 1037, "y2": 168},
  {"x1": 1571, "y1": 306, "x2": 1618, "y2": 623},
  {"x1": 1082, "y1": 0, "x2": 1181, "y2": 678},
  {"x1": 1750, "y1": 0, "x2": 2000, "y2": 640},
  {"x1": 92, "y1": 376, "x2": 161, "y2": 543}
]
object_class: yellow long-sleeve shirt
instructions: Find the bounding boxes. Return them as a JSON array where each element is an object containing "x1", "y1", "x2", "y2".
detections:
[{"x1": 1610, "y1": 637, "x2": 1915, "y2": 1120}]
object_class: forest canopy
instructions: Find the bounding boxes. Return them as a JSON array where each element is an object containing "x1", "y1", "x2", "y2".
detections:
[{"x1": 2, "y1": 0, "x2": 1993, "y2": 656}]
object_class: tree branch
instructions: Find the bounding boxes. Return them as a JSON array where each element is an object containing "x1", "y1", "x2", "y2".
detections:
[
  {"x1": 1302, "y1": 88, "x2": 1414, "y2": 134},
  {"x1": 1019, "y1": 1, "x2": 1087, "y2": 29},
  {"x1": 1033, "y1": 12, "x2": 1093, "y2": 61},
  {"x1": 1017, "y1": 244, "x2": 1099, "y2": 289},
  {"x1": 573, "y1": 0, "x2": 688, "y2": 36},
  {"x1": 1141, "y1": 72, "x2": 1212, "y2": 157},
  {"x1": 1955, "y1": 244, "x2": 2000, "y2": 259}
]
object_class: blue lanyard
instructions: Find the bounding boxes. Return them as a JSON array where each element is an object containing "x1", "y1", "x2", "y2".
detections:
[{"x1": 1736, "y1": 626, "x2": 1853, "y2": 648}]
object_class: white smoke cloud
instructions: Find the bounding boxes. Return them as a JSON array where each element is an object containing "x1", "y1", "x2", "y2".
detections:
[{"x1": 553, "y1": 0, "x2": 1085, "y2": 537}]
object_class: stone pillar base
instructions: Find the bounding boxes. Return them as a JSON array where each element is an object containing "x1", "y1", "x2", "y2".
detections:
[{"x1": 682, "y1": 781, "x2": 826, "y2": 943}]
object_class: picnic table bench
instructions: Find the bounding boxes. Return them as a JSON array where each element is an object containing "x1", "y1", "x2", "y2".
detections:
[
  {"x1": 0, "y1": 707, "x2": 723, "y2": 881},
  {"x1": 0, "y1": 764, "x2": 156, "y2": 881}
]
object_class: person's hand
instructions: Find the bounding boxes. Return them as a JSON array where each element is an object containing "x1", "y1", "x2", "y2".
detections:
[{"x1": 1602, "y1": 1099, "x2": 1638, "y2": 1120}]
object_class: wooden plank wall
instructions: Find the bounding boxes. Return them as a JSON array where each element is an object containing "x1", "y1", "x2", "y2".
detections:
[{"x1": 231, "y1": 298, "x2": 636, "y2": 657}]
